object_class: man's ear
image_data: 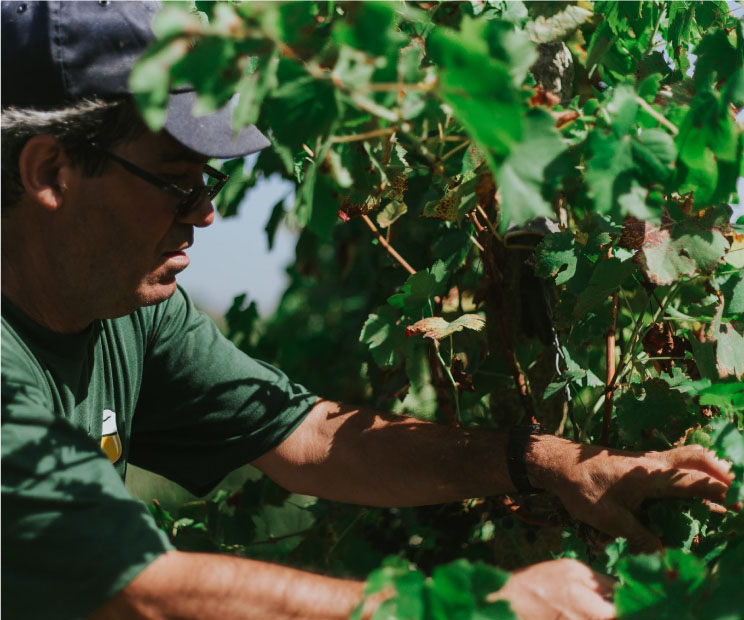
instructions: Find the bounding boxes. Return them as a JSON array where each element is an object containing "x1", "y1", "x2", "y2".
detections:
[{"x1": 18, "y1": 135, "x2": 75, "y2": 211}]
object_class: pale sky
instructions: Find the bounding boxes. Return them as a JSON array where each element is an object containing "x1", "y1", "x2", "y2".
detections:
[
  {"x1": 179, "y1": 166, "x2": 743, "y2": 320},
  {"x1": 176, "y1": 172, "x2": 298, "y2": 318}
]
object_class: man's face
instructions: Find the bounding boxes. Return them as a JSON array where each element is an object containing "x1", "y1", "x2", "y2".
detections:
[{"x1": 58, "y1": 129, "x2": 214, "y2": 319}]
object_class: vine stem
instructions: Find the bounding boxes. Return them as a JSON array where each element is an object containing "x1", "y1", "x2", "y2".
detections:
[
  {"x1": 434, "y1": 339, "x2": 461, "y2": 425},
  {"x1": 602, "y1": 248, "x2": 619, "y2": 446},
  {"x1": 607, "y1": 282, "x2": 680, "y2": 392},
  {"x1": 440, "y1": 139, "x2": 471, "y2": 162},
  {"x1": 480, "y1": 234, "x2": 538, "y2": 425},
  {"x1": 331, "y1": 127, "x2": 397, "y2": 144},
  {"x1": 476, "y1": 205, "x2": 503, "y2": 241},
  {"x1": 361, "y1": 214, "x2": 416, "y2": 275},
  {"x1": 635, "y1": 96, "x2": 679, "y2": 135},
  {"x1": 644, "y1": 3, "x2": 665, "y2": 54}
]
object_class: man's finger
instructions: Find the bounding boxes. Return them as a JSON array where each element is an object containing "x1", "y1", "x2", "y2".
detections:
[
  {"x1": 648, "y1": 469, "x2": 729, "y2": 504},
  {"x1": 590, "y1": 572, "x2": 617, "y2": 599},
  {"x1": 579, "y1": 592, "x2": 616, "y2": 620},
  {"x1": 663, "y1": 445, "x2": 734, "y2": 483}
]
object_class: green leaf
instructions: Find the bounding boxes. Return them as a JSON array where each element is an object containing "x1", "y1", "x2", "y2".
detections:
[
  {"x1": 586, "y1": 132, "x2": 634, "y2": 214},
  {"x1": 360, "y1": 306, "x2": 407, "y2": 369},
  {"x1": 485, "y1": 21, "x2": 537, "y2": 87},
  {"x1": 388, "y1": 261, "x2": 449, "y2": 313},
  {"x1": 429, "y1": 560, "x2": 515, "y2": 619},
  {"x1": 130, "y1": 37, "x2": 190, "y2": 129},
  {"x1": 264, "y1": 197, "x2": 287, "y2": 251},
  {"x1": 377, "y1": 201, "x2": 408, "y2": 229},
  {"x1": 699, "y1": 382, "x2": 744, "y2": 413},
  {"x1": 646, "y1": 500, "x2": 704, "y2": 552},
  {"x1": 428, "y1": 19, "x2": 522, "y2": 158},
  {"x1": 574, "y1": 257, "x2": 635, "y2": 319},
  {"x1": 668, "y1": 2, "x2": 696, "y2": 57},
  {"x1": 638, "y1": 73, "x2": 662, "y2": 102},
  {"x1": 265, "y1": 59, "x2": 339, "y2": 153},
  {"x1": 725, "y1": 234, "x2": 744, "y2": 269},
  {"x1": 496, "y1": 109, "x2": 567, "y2": 227},
  {"x1": 712, "y1": 323, "x2": 744, "y2": 380},
  {"x1": 632, "y1": 128, "x2": 677, "y2": 185},
  {"x1": 676, "y1": 92, "x2": 741, "y2": 206},
  {"x1": 151, "y1": 4, "x2": 205, "y2": 39},
  {"x1": 543, "y1": 369, "x2": 586, "y2": 401},
  {"x1": 234, "y1": 51, "x2": 279, "y2": 129},
  {"x1": 721, "y1": 270, "x2": 744, "y2": 315},
  {"x1": 615, "y1": 379, "x2": 697, "y2": 447},
  {"x1": 636, "y1": 222, "x2": 730, "y2": 286},
  {"x1": 535, "y1": 231, "x2": 578, "y2": 285},
  {"x1": 618, "y1": 182, "x2": 656, "y2": 220},
  {"x1": 212, "y1": 158, "x2": 256, "y2": 218},
  {"x1": 332, "y1": 2, "x2": 403, "y2": 57},
  {"x1": 693, "y1": 28, "x2": 742, "y2": 88},
  {"x1": 710, "y1": 418, "x2": 744, "y2": 504},
  {"x1": 614, "y1": 550, "x2": 707, "y2": 618},
  {"x1": 405, "y1": 314, "x2": 485, "y2": 341},
  {"x1": 607, "y1": 85, "x2": 639, "y2": 137}
]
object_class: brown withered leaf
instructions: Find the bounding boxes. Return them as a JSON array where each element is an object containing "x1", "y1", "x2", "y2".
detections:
[
  {"x1": 620, "y1": 217, "x2": 730, "y2": 286},
  {"x1": 405, "y1": 314, "x2": 485, "y2": 341}
]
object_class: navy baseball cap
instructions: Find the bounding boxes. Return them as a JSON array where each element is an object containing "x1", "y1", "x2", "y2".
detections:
[{"x1": 1, "y1": 0, "x2": 270, "y2": 158}]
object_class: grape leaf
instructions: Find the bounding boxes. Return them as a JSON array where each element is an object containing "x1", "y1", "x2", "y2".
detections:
[
  {"x1": 690, "y1": 308, "x2": 744, "y2": 381},
  {"x1": 635, "y1": 223, "x2": 730, "y2": 286},
  {"x1": 574, "y1": 257, "x2": 636, "y2": 319},
  {"x1": 586, "y1": 132, "x2": 634, "y2": 214},
  {"x1": 405, "y1": 314, "x2": 485, "y2": 341},
  {"x1": 614, "y1": 550, "x2": 707, "y2": 618},
  {"x1": 377, "y1": 201, "x2": 408, "y2": 228},
  {"x1": 360, "y1": 306, "x2": 407, "y2": 368},
  {"x1": 388, "y1": 261, "x2": 449, "y2": 313},
  {"x1": 428, "y1": 20, "x2": 522, "y2": 158},
  {"x1": 721, "y1": 270, "x2": 744, "y2": 314},
  {"x1": 615, "y1": 379, "x2": 697, "y2": 447},
  {"x1": 535, "y1": 231, "x2": 578, "y2": 285},
  {"x1": 496, "y1": 109, "x2": 566, "y2": 227},
  {"x1": 710, "y1": 419, "x2": 744, "y2": 504}
]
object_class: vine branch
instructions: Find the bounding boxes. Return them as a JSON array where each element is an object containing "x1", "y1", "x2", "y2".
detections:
[
  {"x1": 361, "y1": 214, "x2": 417, "y2": 275},
  {"x1": 602, "y1": 248, "x2": 619, "y2": 446},
  {"x1": 635, "y1": 96, "x2": 679, "y2": 135}
]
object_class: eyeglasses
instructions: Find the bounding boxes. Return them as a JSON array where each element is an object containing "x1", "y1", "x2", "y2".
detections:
[{"x1": 92, "y1": 147, "x2": 228, "y2": 218}]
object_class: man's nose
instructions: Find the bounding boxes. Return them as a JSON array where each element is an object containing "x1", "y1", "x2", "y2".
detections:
[{"x1": 177, "y1": 198, "x2": 215, "y2": 228}]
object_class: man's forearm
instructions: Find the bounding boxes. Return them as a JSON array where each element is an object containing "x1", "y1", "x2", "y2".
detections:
[
  {"x1": 254, "y1": 399, "x2": 731, "y2": 551},
  {"x1": 90, "y1": 550, "x2": 373, "y2": 620},
  {"x1": 254, "y1": 400, "x2": 520, "y2": 506}
]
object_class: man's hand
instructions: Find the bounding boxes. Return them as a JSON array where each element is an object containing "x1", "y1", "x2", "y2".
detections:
[
  {"x1": 526, "y1": 437, "x2": 734, "y2": 552},
  {"x1": 491, "y1": 559, "x2": 615, "y2": 620}
]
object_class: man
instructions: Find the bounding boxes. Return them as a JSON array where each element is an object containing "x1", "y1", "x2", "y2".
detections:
[{"x1": 0, "y1": 2, "x2": 733, "y2": 619}]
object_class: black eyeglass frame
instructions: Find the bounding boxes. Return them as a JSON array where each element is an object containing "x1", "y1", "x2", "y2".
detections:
[{"x1": 91, "y1": 146, "x2": 228, "y2": 218}]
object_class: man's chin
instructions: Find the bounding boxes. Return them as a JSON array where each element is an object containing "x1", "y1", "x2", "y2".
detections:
[{"x1": 133, "y1": 278, "x2": 180, "y2": 310}]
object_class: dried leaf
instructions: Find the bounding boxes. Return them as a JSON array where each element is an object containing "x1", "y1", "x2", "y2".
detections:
[{"x1": 405, "y1": 314, "x2": 485, "y2": 341}]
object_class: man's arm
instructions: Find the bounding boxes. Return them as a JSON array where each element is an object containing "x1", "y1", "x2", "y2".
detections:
[
  {"x1": 89, "y1": 551, "x2": 370, "y2": 620},
  {"x1": 90, "y1": 551, "x2": 615, "y2": 620},
  {"x1": 254, "y1": 400, "x2": 733, "y2": 551}
]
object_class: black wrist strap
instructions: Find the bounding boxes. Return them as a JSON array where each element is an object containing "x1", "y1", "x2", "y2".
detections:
[{"x1": 506, "y1": 425, "x2": 543, "y2": 494}]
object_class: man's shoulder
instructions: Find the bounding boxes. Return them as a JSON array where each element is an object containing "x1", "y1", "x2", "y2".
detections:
[{"x1": 1, "y1": 313, "x2": 45, "y2": 385}]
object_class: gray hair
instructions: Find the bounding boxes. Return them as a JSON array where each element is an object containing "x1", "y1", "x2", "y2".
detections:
[{"x1": 1, "y1": 97, "x2": 145, "y2": 208}]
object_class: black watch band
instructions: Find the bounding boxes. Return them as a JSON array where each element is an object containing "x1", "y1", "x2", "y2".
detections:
[{"x1": 506, "y1": 424, "x2": 543, "y2": 494}]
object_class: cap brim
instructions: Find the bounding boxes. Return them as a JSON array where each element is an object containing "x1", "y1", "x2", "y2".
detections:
[{"x1": 163, "y1": 90, "x2": 271, "y2": 159}]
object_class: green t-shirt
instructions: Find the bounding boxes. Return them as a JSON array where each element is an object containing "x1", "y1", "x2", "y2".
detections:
[{"x1": 1, "y1": 287, "x2": 317, "y2": 620}]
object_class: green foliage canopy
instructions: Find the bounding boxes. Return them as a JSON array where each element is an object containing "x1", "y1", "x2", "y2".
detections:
[{"x1": 135, "y1": 2, "x2": 744, "y2": 617}]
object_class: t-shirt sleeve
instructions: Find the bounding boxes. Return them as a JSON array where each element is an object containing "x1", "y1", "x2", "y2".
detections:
[
  {"x1": 130, "y1": 287, "x2": 317, "y2": 496},
  {"x1": 1, "y1": 378, "x2": 174, "y2": 620}
]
